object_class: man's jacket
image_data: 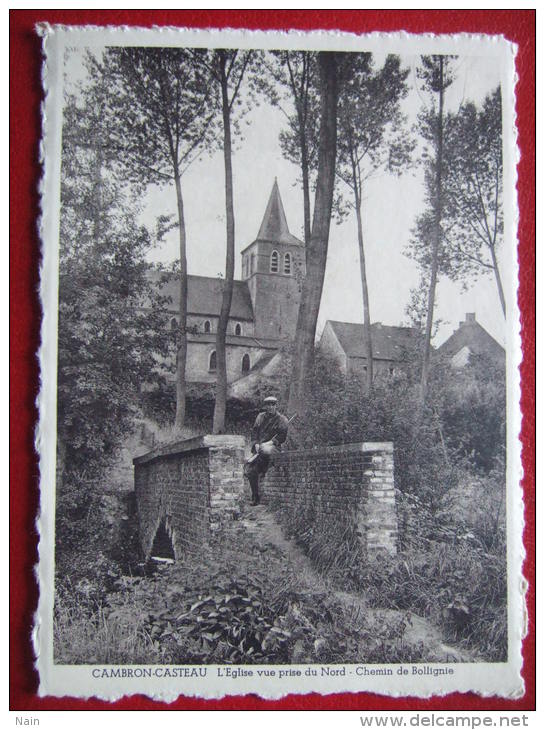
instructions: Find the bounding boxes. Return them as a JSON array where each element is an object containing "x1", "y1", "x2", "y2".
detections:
[{"x1": 251, "y1": 411, "x2": 289, "y2": 451}]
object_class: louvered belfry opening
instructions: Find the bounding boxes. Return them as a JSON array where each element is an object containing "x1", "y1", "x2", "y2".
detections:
[{"x1": 150, "y1": 518, "x2": 175, "y2": 561}]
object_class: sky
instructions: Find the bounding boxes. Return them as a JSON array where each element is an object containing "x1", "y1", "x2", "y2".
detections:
[{"x1": 66, "y1": 49, "x2": 506, "y2": 347}]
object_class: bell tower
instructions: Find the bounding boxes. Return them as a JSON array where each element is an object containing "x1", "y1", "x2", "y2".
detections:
[{"x1": 241, "y1": 180, "x2": 306, "y2": 341}]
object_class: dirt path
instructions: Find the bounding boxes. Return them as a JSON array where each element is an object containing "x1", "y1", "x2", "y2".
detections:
[{"x1": 237, "y1": 503, "x2": 473, "y2": 663}]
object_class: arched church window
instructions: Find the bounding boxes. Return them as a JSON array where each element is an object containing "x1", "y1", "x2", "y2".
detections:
[
  {"x1": 284, "y1": 252, "x2": 291, "y2": 274},
  {"x1": 270, "y1": 250, "x2": 279, "y2": 273},
  {"x1": 170, "y1": 317, "x2": 177, "y2": 331},
  {"x1": 209, "y1": 350, "x2": 217, "y2": 372},
  {"x1": 242, "y1": 353, "x2": 250, "y2": 373},
  {"x1": 204, "y1": 320, "x2": 211, "y2": 333},
  {"x1": 234, "y1": 323, "x2": 242, "y2": 336}
]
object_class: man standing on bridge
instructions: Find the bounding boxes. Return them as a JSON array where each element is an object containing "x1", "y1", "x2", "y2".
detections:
[{"x1": 244, "y1": 396, "x2": 289, "y2": 506}]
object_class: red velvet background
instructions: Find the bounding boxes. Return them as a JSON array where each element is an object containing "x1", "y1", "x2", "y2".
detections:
[{"x1": 9, "y1": 9, "x2": 535, "y2": 711}]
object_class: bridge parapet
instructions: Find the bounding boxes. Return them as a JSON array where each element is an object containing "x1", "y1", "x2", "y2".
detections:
[
  {"x1": 133, "y1": 435, "x2": 246, "y2": 560},
  {"x1": 134, "y1": 437, "x2": 397, "y2": 562},
  {"x1": 261, "y1": 442, "x2": 397, "y2": 556}
]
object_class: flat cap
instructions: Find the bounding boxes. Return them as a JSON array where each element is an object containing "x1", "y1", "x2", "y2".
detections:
[{"x1": 263, "y1": 396, "x2": 278, "y2": 404}]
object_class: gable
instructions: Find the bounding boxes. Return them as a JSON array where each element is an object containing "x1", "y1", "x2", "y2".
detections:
[{"x1": 439, "y1": 321, "x2": 505, "y2": 363}]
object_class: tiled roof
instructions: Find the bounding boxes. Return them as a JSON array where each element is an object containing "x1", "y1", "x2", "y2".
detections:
[
  {"x1": 327, "y1": 320, "x2": 419, "y2": 361},
  {"x1": 148, "y1": 271, "x2": 254, "y2": 321},
  {"x1": 438, "y1": 316, "x2": 505, "y2": 362}
]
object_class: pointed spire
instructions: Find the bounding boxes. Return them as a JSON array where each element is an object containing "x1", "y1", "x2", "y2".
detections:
[{"x1": 256, "y1": 180, "x2": 303, "y2": 246}]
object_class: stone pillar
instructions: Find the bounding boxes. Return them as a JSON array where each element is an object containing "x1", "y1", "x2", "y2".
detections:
[
  {"x1": 361, "y1": 444, "x2": 397, "y2": 555},
  {"x1": 207, "y1": 438, "x2": 246, "y2": 531}
]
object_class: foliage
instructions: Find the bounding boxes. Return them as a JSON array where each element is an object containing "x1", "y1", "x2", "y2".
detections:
[
  {"x1": 336, "y1": 54, "x2": 412, "y2": 212},
  {"x1": 287, "y1": 52, "x2": 341, "y2": 419},
  {"x1": 442, "y1": 87, "x2": 505, "y2": 314},
  {"x1": 439, "y1": 352, "x2": 506, "y2": 471},
  {"x1": 97, "y1": 47, "x2": 218, "y2": 186},
  {"x1": 58, "y1": 89, "x2": 169, "y2": 476},
  {"x1": 98, "y1": 46, "x2": 219, "y2": 428},
  {"x1": 56, "y1": 84, "x2": 171, "y2": 586},
  {"x1": 257, "y1": 51, "x2": 320, "y2": 245},
  {"x1": 140, "y1": 382, "x2": 260, "y2": 439},
  {"x1": 143, "y1": 576, "x2": 295, "y2": 664},
  {"x1": 295, "y1": 347, "x2": 504, "y2": 495},
  {"x1": 407, "y1": 54, "x2": 457, "y2": 399},
  {"x1": 365, "y1": 480, "x2": 507, "y2": 662},
  {"x1": 54, "y1": 513, "x2": 427, "y2": 665},
  {"x1": 54, "y1": 577, "x2": 162, "y2": 665},
  {"x1": 334, "y1": 54, "x2": 413, "y2": 391},
  {"x1": 271, "y1": 462, "x2": 506, "y2": 661}
]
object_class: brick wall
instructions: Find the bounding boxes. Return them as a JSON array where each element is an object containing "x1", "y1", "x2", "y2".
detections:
[
  {"x1": 133, "y1": 435, "x2": 246, "y2": 560},
  {"x1": 134, "y1": 438, "x2": 397, "y2": 561},
  {"x1": 261, "y1": 442, "x2": 397, "y2": 555}
]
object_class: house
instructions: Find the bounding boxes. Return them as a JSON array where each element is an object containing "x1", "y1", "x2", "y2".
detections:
[
  {"x1": 151, "y1": 179, "x2": 306, "y2": 386},
  {"x1": 437, "y1": 313, "x2": 505, "y2": 369},
  {"x1": 319, "y1": 320, "x2": 420, "y2": 378}
]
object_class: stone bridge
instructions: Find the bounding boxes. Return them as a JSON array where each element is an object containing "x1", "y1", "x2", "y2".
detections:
[{"x1": 133, "y1": 436, "x2": 397, "y2": 562}]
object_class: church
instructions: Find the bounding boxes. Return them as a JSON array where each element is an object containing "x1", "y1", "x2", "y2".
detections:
[
  {"x1": 152, "y1": 180, "x2": 306, "y2": 386},
  {"x1": 151, "y1": 180, "x2": 503, "y2": 392}
]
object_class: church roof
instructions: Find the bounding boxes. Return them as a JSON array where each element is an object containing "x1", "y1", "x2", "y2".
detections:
[
  {"x1": 148, "y1": 271, "x2": 254, "y2": 321},
  {"x1": 246, "y1": 179, "x2": 304, "y2": 249},
  {"x1": 326, "y1": 320, "x2": 420, "y2": 361}
]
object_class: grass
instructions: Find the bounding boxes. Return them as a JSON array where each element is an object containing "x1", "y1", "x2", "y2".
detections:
[
  {"x1": 270, "y1": 475, "x2": 508, "y2": 663},
  {"x1": 53, "y1": 584, "x2": 163, "y2": 665},
  {"x1": 53, "y1": 521, "x2": 429, "y2": 665}
]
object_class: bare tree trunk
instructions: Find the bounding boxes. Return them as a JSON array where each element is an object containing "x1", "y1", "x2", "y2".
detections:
[
  {"x1": 174, "y1": 170, "x2": 188, "y2": 431},
  {"x1": 288, "y1": 52, "x2": 339, "y2": 420},
  {"x1": 300, "y1": 131, "x2": 312, "y2": 248},
  {"x1": 420, "y1": 58, "x2": 445, "y2": 404},
  {"x1": 353, "y1": 180, "x2": 373, "y2": 392},
  {"x1": 213, "y1": 52, "x2": 236, "y2": 434},
  {"x1": 490, "y1": 244, "x2": 506, "y2": 318},
  {"x1": 288, "y1": 52, "x2": 312, "y2": 248}
]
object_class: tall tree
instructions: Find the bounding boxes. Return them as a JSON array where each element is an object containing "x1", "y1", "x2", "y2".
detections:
[
  {"x1": 412, "y1": 55, "x2": 456, "y2": 403},
  {"x1": 58, "y1": 85, "x2": 168, "y2": 477},
  {"x1": 198, "y1": 49, "x2": 253, "y2": 434},
  {"x1": 99, "y1": 47, "x2": 217, "y2": 430},
  {"x1": 336, "y1": 54, "x2": 412, "y2": 391},
  {"x1": 442, "y1": 87, "x2": 505, "y2": 316},
  {"x1": 259, "y1": 51, "x2": 320, "y2": 247},
  {"x1": 288, "y1": 52, "x2": 342, "y2": 420},
  {"x1": 212, "y1": 49, "x2": 252, "y2": 433}
]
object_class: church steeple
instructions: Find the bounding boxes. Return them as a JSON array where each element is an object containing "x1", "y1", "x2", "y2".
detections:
[
  {"x1": 256, "y1": 179, "x2": 304, "y2": 247},
  {"x1": 240, "y1": 178, "x2": 306, "y2": 341}
]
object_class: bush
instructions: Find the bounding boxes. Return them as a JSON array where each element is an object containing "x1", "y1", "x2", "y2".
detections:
[
  {"x1": 55, "y1": 471, "x2": 141, "y2": 593},
  {"x1": 271, "y1": 467, "x2": 507, "y2": 662},
  {"x1": 54, "y1": 579, "x2": 162, "y2": 665}
]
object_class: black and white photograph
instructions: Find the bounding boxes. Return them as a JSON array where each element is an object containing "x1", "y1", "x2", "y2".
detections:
[{"x1": 36, "y1": 26, "x2": 523, "y2": 700}]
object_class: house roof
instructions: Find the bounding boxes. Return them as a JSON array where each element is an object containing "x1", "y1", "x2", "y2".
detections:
[
  {"x1": 438, "y1": 314, "x2": 505, "y2": 363},
  {"x1": 326, "y1": 320, "x2": 419, "y2": 361},
  {"x1": 148, "y1": 271, "x2": 254, "y2": 321},
  {"x1": 228, "y1": 351, "x2": 286, "y2": 399},
  {"x1": 242, "y1": 179, "x2": 304, "y2": 252}
]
